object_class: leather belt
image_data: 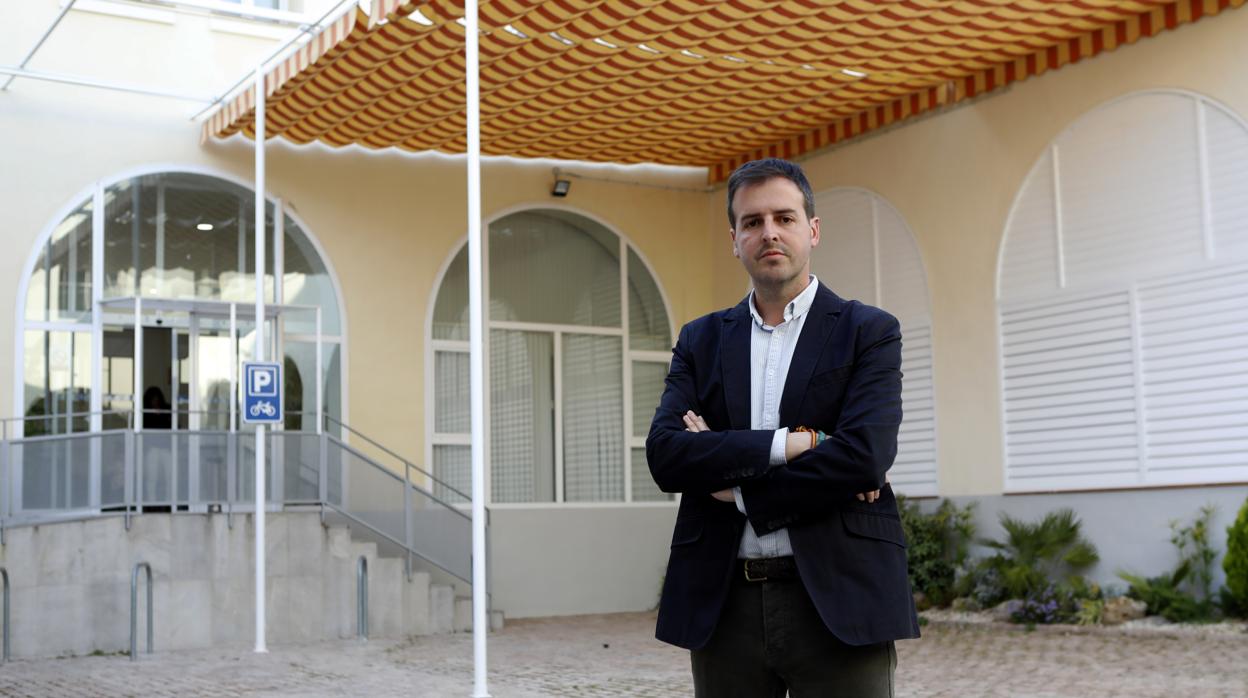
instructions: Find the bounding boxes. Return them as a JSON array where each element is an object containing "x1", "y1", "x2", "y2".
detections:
[{"x1": 740, "y1": 556, "x2": 798, "y2": 583}]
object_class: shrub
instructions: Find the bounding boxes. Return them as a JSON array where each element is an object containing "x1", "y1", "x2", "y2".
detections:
[
  {"x1": 1224, "y1": 496, "x2": 1248, "y2": 618},
  {"x1": 978, "y1": 508, "x2": 1099, "y2": 601},
  {"x1": 1010, "y1": 584, "x2": 1077, "y2": 625},
  {"x1": 1075, "y1": 598, "x2": 1104, "y2": 626},
  {"x1": 1120, "y1": 505, "x2": 1220, "y2": 623},
  {"x1": 1120, "y1": 562, "x2": 1209, "y2": 622},
  {"x1": 898, "y1": 496, "x2": 977, "y2": 607},
  {"x1": 1171, "y1": 505, "x2": 1218, "y2": 603}
]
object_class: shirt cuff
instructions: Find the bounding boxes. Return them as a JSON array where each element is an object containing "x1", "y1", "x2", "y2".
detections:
[
  {"x1": 769, "y1": 427, "x2": 789, "y2": 466},
  {"x1": 733, "y1": 486, "x2": 746, "y2": 515}
]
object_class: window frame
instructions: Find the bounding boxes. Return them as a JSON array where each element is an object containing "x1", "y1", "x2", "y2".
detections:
[{"x1": 424, "y1": 204, "x2": 676, "y2": 507}]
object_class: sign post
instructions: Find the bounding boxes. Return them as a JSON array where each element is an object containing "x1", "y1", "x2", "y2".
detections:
[
  {"x1": 252, "y1": 64, "x2": 268, "y2": 655},
  {"x1": 243, "y1": 358, "x2": 281, "y2": 656}
]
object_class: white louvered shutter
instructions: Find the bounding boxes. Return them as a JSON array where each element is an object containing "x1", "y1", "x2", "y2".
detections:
[{"x1": 999, "y1": 91, "x2": 1248, "y2": 491}]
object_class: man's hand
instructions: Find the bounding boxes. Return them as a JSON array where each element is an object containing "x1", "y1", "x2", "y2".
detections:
[
  {"x1": 684, "y1": 411, "x2": 883, "y2": 503},
  {"x1": 682, "y1": 412, "x2": 736, "y2": 502}
]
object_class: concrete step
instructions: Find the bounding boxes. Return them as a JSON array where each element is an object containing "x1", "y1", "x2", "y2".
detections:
[
  {"x1": 453, "y1": 597, "x2": 505, "y2": 633},
  {"x1": 334, "y1": 523, "x2": 501, "y2": 638}
]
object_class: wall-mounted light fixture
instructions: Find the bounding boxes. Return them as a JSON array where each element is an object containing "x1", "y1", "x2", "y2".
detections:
[{"x1": 551, "y1": 177, "x2": 571, "y2": 197}]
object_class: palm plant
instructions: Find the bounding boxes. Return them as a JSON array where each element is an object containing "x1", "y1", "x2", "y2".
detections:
[{"x1": 980, "y1": 508, "x2": 1100, "y2": 600}]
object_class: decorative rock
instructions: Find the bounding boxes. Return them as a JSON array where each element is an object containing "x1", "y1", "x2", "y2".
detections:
[
  {"x1": 913, "y1": 591, "x2": 931, "y2": 612},
  {"x1": 1101, "y1": 597, "x2": 1148, "y2": 625},
  {"x1": 991, "y1": 599, "x2": 1024, "y2": 623},
  {"x1": 951, "y1": 597, "x2": 981, "y2": 612}
]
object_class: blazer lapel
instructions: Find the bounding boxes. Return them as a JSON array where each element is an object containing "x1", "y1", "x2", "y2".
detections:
[
  {"x1": 779, "y1": 284, "x2": 845, "y2": 427},
  {"x1": 720, "y1": 299, "x2": 752, "y2": 430}
]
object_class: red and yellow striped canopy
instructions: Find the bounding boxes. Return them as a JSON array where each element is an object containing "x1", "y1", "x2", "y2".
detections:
[{"x1": 203, "y1": 0, "x2": 1243, "y2": 182}]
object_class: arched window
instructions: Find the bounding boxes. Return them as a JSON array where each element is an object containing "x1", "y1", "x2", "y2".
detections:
[
  {"x1": 811, "y1": 189, "x2": 938, "y2": 496},
  {"x1": 998, "y1": 91, "x2": 1248, "y2": 491},
  {"x1": 17, "y1": 170, "x2": 345, "y2": 437},
  {"x1": 427, "y1": 209, "x2": 673, "y2": 504}
]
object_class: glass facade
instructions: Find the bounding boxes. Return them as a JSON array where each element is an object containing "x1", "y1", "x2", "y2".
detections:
[{"x1": 20, "y1": 171, "x2": 344, "y2": 437}]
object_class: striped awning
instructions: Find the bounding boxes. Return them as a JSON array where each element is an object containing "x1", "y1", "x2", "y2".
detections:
[{"x1": 203, "y1": 0, "x2": 1244, "y2": 183}]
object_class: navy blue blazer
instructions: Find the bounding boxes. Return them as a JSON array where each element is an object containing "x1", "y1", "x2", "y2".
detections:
[{"x1": 647, "y1": 283, "x2": 920, "y2": 649}]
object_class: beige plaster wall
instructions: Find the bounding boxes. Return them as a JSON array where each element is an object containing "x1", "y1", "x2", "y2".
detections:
[
  {"x1": 8, "y1": 4, "x2": 1248, "y2": 496},
  {"x1": 706, "y1": 7, "x2": 1248, "y2": 496},
  {"x1": 0, "y1": 27, "x2": 712, "y2": 471}
]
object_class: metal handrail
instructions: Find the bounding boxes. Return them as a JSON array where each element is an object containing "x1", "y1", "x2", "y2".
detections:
[
  {"x1": 326, "y1": 435, "x2": 470, "y2": 517},
  {"x1": 356, "y1": 555, "x2": 368, "y2": 641},
  {"x1": 323, "y1": 415, "x2": 469, "y2": 500},
  {"x1": 323, "y1": 502, "x2": 470, "y2": 585},
  {"x1": 130, "y1": 562, "x2": 153, "y2": 661},
  {"x1": 1, "y1": 409, "x2": 132, "y2": 424},
  {"x1": 0, "y1": 567, "x2": 9, "y2": 662}
]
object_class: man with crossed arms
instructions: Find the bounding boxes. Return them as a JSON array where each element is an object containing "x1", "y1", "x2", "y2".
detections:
[{"x1": 647, "y1": 158, "x2": 919, "y2": 697}]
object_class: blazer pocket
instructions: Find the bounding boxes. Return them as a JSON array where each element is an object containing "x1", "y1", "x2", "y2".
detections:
[
  {"x1": 809, "y1": 364, "x2": 853, "y2": 387},
  {"x1": 841, "y1": 510, "x2": 907, "y2": 548},
  {"x1": 670, "y1": 518, "x2": 704, "y2": 547}
]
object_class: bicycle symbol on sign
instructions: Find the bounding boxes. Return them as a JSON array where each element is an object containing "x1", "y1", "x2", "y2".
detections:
[{"x1": 249, "y1": 401, "x2": 277, "y2": 418}]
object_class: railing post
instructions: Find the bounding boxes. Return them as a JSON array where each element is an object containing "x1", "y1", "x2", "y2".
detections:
[
  {"x1": 124, "y1": 430, "x2": 134, "y2": 531},
  {"x1": 135, "y1": 432, "x2": 144, "y2": 517},
  {"x1": 1, "y1": 567, "x2": 9, "y2": 662},
  {"x1": 356, "y1": 555, "x2": 368, "y2": 641},
  {"x1": 130, "y1": 562, "x2": 152, "y2": 661},
  {"x1": 318, "y1": 432, "x2": 328, "y2": 524},
  {"x1": 227, "y1": 432, "x2": 236, "y2": 530},
  {"x1": 403, "y1": 463, "x2": 412, "y2": 581},
  {"x1": 1, "y1": 437, "x2": 8, "y2": 542}
]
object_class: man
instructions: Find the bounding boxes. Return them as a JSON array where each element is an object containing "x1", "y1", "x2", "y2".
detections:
[{"x1": 647, "y1": 158, "x2": 919, "y2": 697}]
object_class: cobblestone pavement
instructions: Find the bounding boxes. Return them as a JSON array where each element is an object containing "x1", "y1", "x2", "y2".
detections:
[{"x1": 1, "y1": 613, "x2": 1246, "y2": 697}]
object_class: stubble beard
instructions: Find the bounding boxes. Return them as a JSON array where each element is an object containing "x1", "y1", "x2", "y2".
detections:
[{"x1": 749, "y1": 255, "x2": 807, "y2": 302}]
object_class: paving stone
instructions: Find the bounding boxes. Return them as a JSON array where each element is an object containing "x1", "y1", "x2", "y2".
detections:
[{"x1": 0, "y1": 613, "x2": 1245, "y2": 697}]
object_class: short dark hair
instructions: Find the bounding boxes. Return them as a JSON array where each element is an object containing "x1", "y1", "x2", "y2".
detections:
[{"x1": 726, "y1": 158, "x2": 816, "y2": 227}]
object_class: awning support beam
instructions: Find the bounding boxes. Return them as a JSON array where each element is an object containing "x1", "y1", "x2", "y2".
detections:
[{"x1": 0, "y1": 0, "x2": 77, "y2": 91}]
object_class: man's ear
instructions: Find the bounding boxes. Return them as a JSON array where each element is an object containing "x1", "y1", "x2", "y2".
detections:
[
  {"x1": 729, "y1": 228, "x2": 740, "y2": 258},
  {"x1": 808, "y1": 216, "x2": 820, "y2": 249}
]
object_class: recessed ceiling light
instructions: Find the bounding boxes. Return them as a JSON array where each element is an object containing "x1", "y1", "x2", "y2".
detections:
[
  {"x1": 637, "y1": 44, "x2": 660, "y2": 53},
  {"x1": 550, "y1": 32, "x2": 575, "y2": 46},
  {"x1": 593, "y1": 37, "x2": 618, "y2": 49},
  {"x1": 197, "y1": 223, "x2": 214, "y2": 231},
  {"x1": 842, "y1": 68, "x2": 868, "y2": 78},
  {"x1": 680, "y1": 49, "x2": 704, "y2": 59},
  {"x1": 503, "y1": 24, "x2": 527, "y2": 39}
]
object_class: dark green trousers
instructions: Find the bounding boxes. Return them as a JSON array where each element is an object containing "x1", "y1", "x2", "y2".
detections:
[{"x1": 691, "y1": 573, "x2": 896, "y2": 698}]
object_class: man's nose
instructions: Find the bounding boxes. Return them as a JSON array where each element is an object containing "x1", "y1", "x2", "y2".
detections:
[{"x1": 761, "y1": 217, "x2": 781, "y2": 240}]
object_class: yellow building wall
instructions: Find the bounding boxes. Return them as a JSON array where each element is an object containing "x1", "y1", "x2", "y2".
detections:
[
  {"x1": 708, "y1": 6, "x2": 1248, "y2": 496},
  {"x1": 5, "y1": 1, "x2": 1248, "y2": 501},
  {"x1": 0, "y1": 1, "x2": 713, "y2": 466}
]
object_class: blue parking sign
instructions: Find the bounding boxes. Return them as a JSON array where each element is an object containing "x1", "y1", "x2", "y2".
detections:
[{"x1": 243, "y1": 362, "x2": 283, "y2": 425}]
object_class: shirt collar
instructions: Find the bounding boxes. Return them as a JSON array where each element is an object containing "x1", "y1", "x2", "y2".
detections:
[{"x1": 748, "y1": 275, "x2": 818, "y2": 329}]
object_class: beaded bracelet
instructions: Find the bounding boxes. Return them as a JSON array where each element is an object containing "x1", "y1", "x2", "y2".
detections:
[{"x1": 795, "y1": 426, "x2": 828, "y2": 450}]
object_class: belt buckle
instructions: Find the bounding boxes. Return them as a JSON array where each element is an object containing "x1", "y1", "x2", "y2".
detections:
[{"x1": 743, "y1": 561, "x2": 767, "y2": 582}]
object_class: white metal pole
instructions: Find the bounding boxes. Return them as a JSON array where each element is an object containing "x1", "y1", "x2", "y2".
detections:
[
  {"x1": 253, "y1": 64, "x2": 268, "y2": 655},
  {"x1": 315, "y1": 307, "x2": 323, "y2": 435},
  {"x1": 466, "y1": 2, "x2": 489, "y2": 696}
]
